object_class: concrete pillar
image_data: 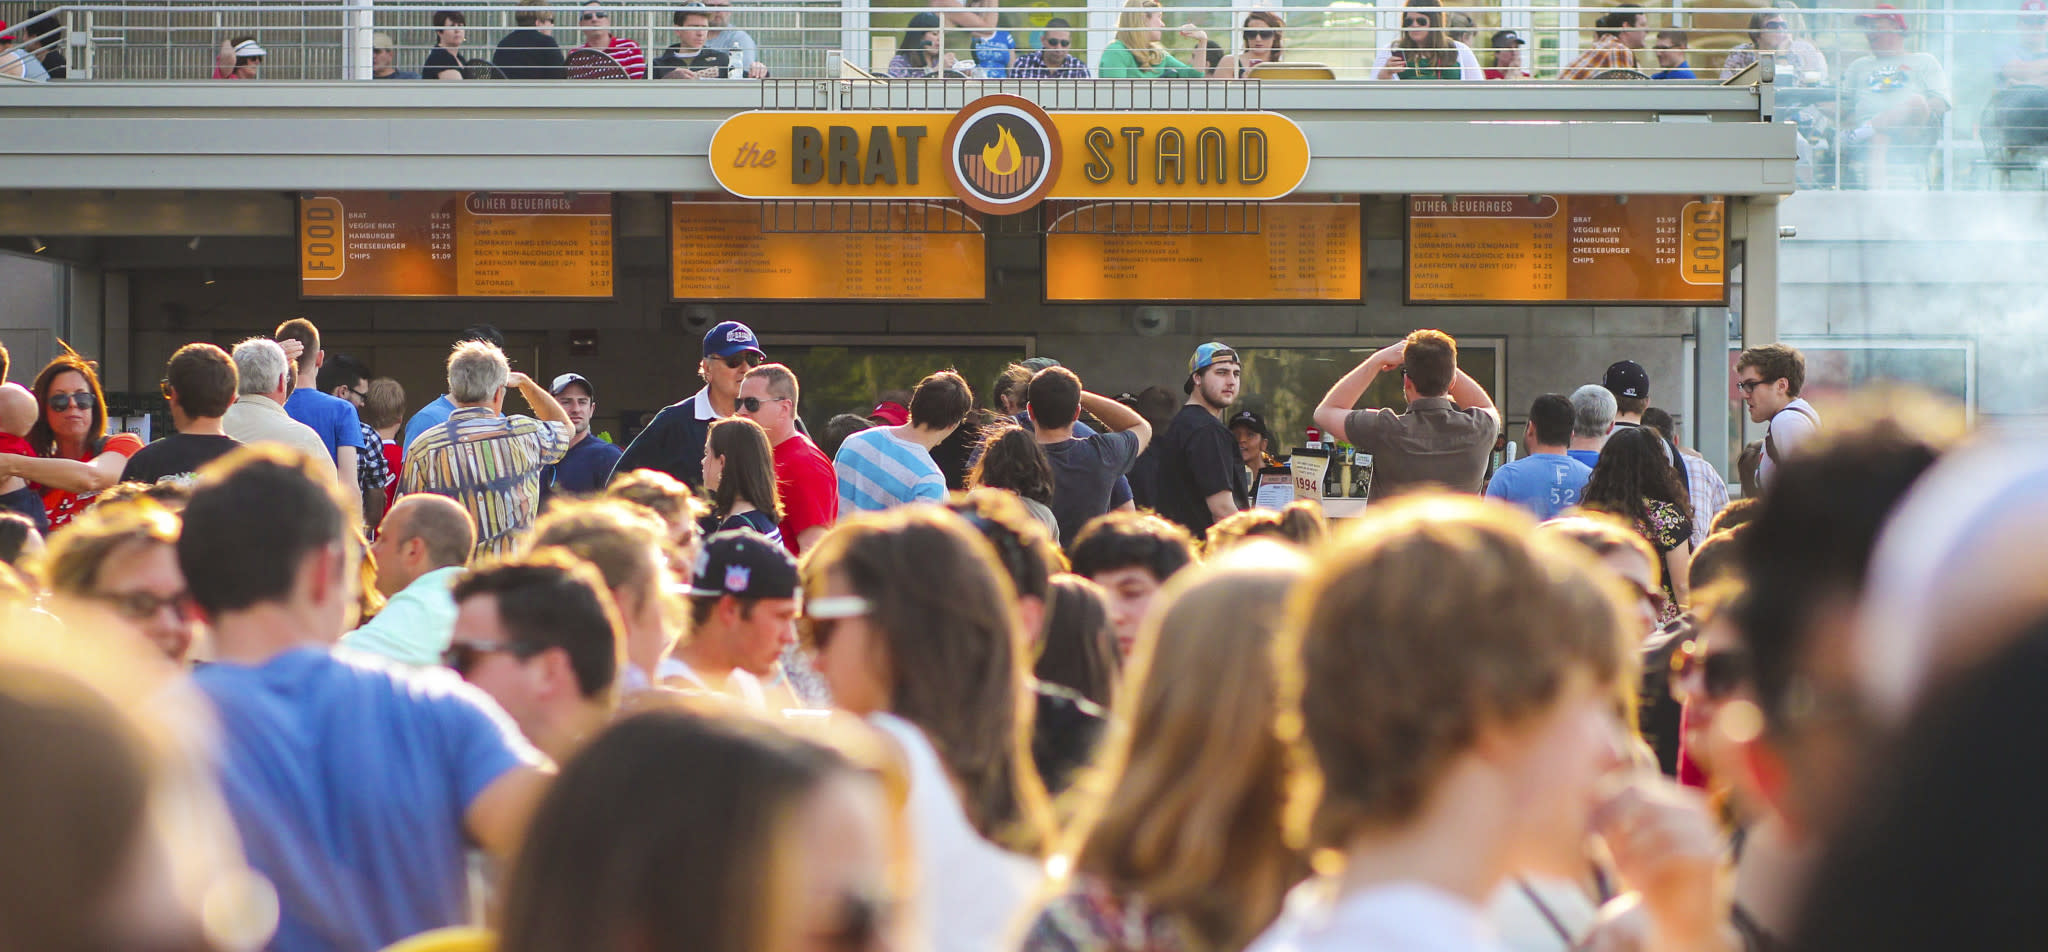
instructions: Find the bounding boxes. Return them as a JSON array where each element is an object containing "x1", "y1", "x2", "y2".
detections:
[{"x1": 1738, "y1": 196, "x2": 1780, "y2": 451}]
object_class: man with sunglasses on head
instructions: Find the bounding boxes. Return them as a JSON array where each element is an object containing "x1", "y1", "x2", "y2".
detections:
[
  {"x1": 661, "y1": 528, "x2": 798, "y2": 708},
  {"x1": 1735, "y1": 343, "x2": 1818, "y2": 489},
  {"x1": 1012, "y1": 18, "x2": 1088, "y2": 78},
  {"x1": 612, "y1": 320, "x2": 765, "y2": 489},
  {"x1": 738, "y1": 363, "x2": 837, "y2": 555}
]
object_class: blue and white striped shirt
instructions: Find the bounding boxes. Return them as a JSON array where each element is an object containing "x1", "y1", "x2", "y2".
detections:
[{"x1": 834, "y1": 427, "x2": 947, "y2": 514}]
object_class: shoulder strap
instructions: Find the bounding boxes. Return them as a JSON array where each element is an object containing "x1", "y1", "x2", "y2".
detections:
[{"x1": 1765, "y1": 403, "x2": 1819, "y2": 465}]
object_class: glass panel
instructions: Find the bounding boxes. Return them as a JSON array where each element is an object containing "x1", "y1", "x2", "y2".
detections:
[
  {"x1": 1238, "y1": 343, "x2": 1500, "y2": 456},
  {"x1": 770, "y1": 343, "x2": 1029, "y2": 434}
]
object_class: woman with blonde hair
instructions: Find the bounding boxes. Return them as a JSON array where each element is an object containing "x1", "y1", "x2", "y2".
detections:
[
  {"x1": 1214, "y1": 9, "x2": 1285, "y2": 78},
  {"x1": 1100, "y1": 0, "x2": 1209, "y2": 78},
  {"x1": 1022, "y1": 544, "x2": 1308, "y2": 952}
]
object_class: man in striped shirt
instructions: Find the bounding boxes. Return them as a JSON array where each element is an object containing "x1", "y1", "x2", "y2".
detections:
[
  {"x1": 574, "y1": 2, "x2": 648, "y2": 78},
  {"x1": 400, "y1": 341, "x2": 573, "y2": 561},
  {"x1": 834, "y1": 370, "x2": 975, "y2": 514}
]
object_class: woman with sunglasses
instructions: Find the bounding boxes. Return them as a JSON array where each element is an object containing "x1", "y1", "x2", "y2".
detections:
[
  {"x1": 1212, "y1": 10, "x2": 1285, "y2": 79},
  {"x1": 1579, "y1": 426, "x2": 1694, "y2": 624},
  {"x1": 701, "y1": 416, "x2": 784, "y2": 548},
  {"x1": 36, "y1": 499, "x2": 197, "y2": 665},
  {"x1": 888, "y1": 12, "x2": 971, "y2": 77},
  {"x1": 1371, "y1": 0, "x2": 1482, "y2": 81},
  {"x1": 0, "y1": 352, "x2": 144, "y2": 530},
  {"x1": 499, "y1": 708, "x2": 901, "y2": 952},
  {"x1": 1721, "y1": 9, "x2": 1828, "y2": 84},
  {"x1": 801, "y1": 505, "x2": 1056, "y2": 952},
  {"x1": 1100, "y1": 0, "x2": 1209, "y2": 79}
]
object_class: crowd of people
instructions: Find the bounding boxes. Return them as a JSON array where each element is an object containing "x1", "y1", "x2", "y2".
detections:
[{"x1": 0, "y1": 313, "x2": 2038, "y2": 952}]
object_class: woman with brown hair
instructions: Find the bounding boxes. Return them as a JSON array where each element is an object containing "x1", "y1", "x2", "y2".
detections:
[
  {"x1": 1023, "y1": 544, "x2": 1308, "y2": 952},
  {"x1": 802, "y1": 505, "x2": 1055, "y2": 952},
  {"x1": 0, "y1": 352, "x2": 144, "y2": 529},
  {"x1": 971, "y1": 423, "x2": 1060, "y2": 541},
  {"x1": 1035, "y1": 573, "x2": 1119, "y2": 711},
  {"x1": 1371, "y1": 0, "x2": 1482, "y2": 80},
  {"x1": 701, "y1": 416, "x2": 783, "y2": 547},
  {"x1": 1214, "y1": 9, "x2": 1285, "y2": 78}
]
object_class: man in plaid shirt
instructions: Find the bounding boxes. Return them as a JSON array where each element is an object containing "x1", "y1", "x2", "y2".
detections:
[
  {"x1": 1011, "y1": 19, "x2": 1090, "y2": 78},
  {"x1": 1561, "y1": 5, "x2": 1649, "y2": 79}
]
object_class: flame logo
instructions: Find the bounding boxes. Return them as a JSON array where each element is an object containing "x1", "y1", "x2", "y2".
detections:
[{"x1": 982, "y1": 125, "x2": 1022, "y2": 176}]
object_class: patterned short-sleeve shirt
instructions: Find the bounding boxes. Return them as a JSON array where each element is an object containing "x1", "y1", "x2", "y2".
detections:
[{"x1": 399, "y1": 407, "x2": 572, "y2": 560}]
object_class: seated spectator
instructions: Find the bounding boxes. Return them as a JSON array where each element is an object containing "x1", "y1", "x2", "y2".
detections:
[
  {"x1": 703, "y1": 0, "x2": 770, "y2": 78},
  {"x1": 1840, "y1": 5, "x2": 1951, "y2": 178},
  {"x1": 1484, "y1": 29, "x2": 1529, "y2": 79},
  {"x1": 340, "y1": 493, "x2": 475, "y2": 668},
  {"x1": 836, "y1": 370, "x2": 973, "y2": 514},
  {"x1": 424, "y1": 10, "x2": 466, "y2": 79},
  {"x1": 571, "y1": 2, "x2": 648, "y2": 78},
  {"x1": 494, "y1": 0, "x2": 568, "y2": 79},
  {"x1": 527, "y1": 499, "x2": 677, "y2": 695},
  {"x1": 1012, "y1": 17, "x2": 1089, "y2": 78},
  {"x1": 212, "y1": 35, "x2": 264, "y2": 80},
  {"x1": 1560, "y1": 5, "x2": 1648, "y2": 80},
  {"x1": 1485, "y1": 393, "x2": 1592, "y2": 520},
  {"x1": 653, "y1": 3, "x2": 732, "y2": 79},
  {"x1": 2000, "y1": 0, "x2": 2048, "y2": 88},
  {"x1": 0, "y1": 20, "x2": 51, "y2": 82},
  {"x1": 970, "y1": 423, "x2": 1059, "y2": 540},
  {"x1": 1371, "y1": 0, "x2": 1483, "y2": 81},
  {"x1": 1721, "y1": 10, "x2": 1827, "y2": 84},
  {"x1": 1068, "y1": 510, "x2": 1197, "y2": 657},
  {"x1": 38, "y1": 501, "x2": 195, "y2": 665},
  {"x1": 932, "y1": 0, "x2": 1013, "y2": 77},
  {"x1": 447, "y1": 552, "x2": 623, "y2": 761},
  {"x1": 370, "y1": 32, "x2": 420, "y2": 79},
  {"x1": 20, "y1": 12, "x2": 63, "y2": 79},
  {"x1": 1651, "y1": 29, "x2": 1695, "y2": 78},
  {"x1": 1100, "y1": 0, "x2": 1208, "y2": 78},
  {"x1": 889, "y1": 13, "x2": 972, "y2": 77}
]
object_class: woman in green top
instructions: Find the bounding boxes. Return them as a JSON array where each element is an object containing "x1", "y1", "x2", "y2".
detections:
[{"x1": 1099, "y1": 0, "x2": 1209, "y2": 79}]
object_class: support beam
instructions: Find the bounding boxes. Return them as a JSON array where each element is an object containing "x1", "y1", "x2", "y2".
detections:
[
  {"x1": 1694, "y1": 304, "x2": 1731, "y2": 479},
  {"x1": 1738, "y1": 195, "x2": 1780, "y2": 458}
]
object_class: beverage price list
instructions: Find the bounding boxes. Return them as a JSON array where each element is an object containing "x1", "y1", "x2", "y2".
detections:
[
  {"x1": 1405, "y1": 195, "x2": 1725, "y2": 305},
  {"x1": 1044, "y1": 202, "x2": 1362, "y2": 302},
  {"x1": 300, "y1": 192, "x2": 614, "y2": 299},
  {"x1": 669, "y1": 201, "x2": 986, "y2": 301}
]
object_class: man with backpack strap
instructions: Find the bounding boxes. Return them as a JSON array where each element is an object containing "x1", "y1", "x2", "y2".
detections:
[{"x1": 1737, "y1": 343, "x2": 1821, "y2": 489}]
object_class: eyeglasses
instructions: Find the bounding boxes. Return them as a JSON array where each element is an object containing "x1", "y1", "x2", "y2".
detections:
[
  {"x1": 720, "y1": 351, "x2": 765, "y2": 369},
  {"x1": 442, "y1": 639, "x2": 534, "y2": 676},
  {"x1": 1670, "y1": 639, "x2": 1753, "y2": 703},
  {"x1": 48, "y1": 391, "x2": 96, "y2": 412},
  {"x1": 1041, "y1": 37, "x2": 1070, "y2": 46},
  {"x1": 1403, "y1": 16, "x2": 1431, "y2": 27},
  {"x1": 736, "y1": 395, "x2": 790, "y2": 414},
  {"x1": 347, "y1": 386, "x2": 369, "y2": 403},
  {"x1": 1761, "y1": 20, "x2": 1790, "y2": 30},
  {"x1": 1654, "y1": 44, "x2": 1678, "y2": 51},
  {"x1": 1736, "y1": 377, "x2": 1779, "y2": 395},
  {"x1": 94, "y1": 589, "x2": 192, "y2": 623},
  {"x1": 801, "y1": 595, "x2": 873, "y2": 652},
  {"x1": 1245, "y1": 28, "x2": 1275, "y2": 39}
]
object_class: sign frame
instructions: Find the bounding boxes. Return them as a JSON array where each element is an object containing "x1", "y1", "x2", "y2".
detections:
[
  {"x1": 1401, "y1": 194, "x2": 1730, "y2": 308},
  {"x1": 665, "y1": 194, "x2": 991, "y2": 304},
  {"x1": 1039, "y1": 199, "x2": 1367, "y2": 306},
  {"x1": 297, "y1": 191, "x2": 618, "y2": 302}
]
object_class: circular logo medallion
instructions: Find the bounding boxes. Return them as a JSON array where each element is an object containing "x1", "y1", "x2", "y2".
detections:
[{"x1": 942, "y1": 95, "x2": 1062, "y2": 215}]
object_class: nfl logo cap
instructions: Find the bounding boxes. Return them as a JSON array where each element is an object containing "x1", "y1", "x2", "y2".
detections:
[{"x1": 688, "y1": 529, "x2": 799, "y2": 600}]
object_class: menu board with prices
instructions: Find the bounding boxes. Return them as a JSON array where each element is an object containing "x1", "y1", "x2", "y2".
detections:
[
  {"x1": 300, "y1": 192, "x2": 614, "y2": 299},
  {"x1": 1405, "y1": 195, "x2": 1726, "y2": 305},
  {"x1": 669, "y1": 201, "x2": 986, "y2": 301},
  {"x1": 1044, "y1": 202, "x2": 1362, "y2": 302}
]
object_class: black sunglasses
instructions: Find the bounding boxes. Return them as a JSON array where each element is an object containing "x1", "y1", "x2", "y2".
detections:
[
  {"x1": 736, "y1": 395, "x2": 788, "y2": 414},
  {"x1": 1042, "y1": 37, "x2": 1070, "y2": 46},
  {"x1": 443, "y1": 639, "x2": 534, "y2": 676},
  {"x1": 1403, "y1": 16, "x2": 1431, "y2": 26},
  {"x1": 95, "y1": 589, "x2": 192, "y2": 623},
  {"x1": 1245, "y1": 28, "x2": 1275, "y2": 39},
  {"x1": 721, "y1": 351, "x2": 765, "y2": 369},
  {"x1": 814, "y1": 888, "x2": 894, "y2": 951},
  {"x1": 49, "y1": 391, "x2": 96, "y2": 412},
  {"x1": 1672, "y1": 640, "x2": 1752, "y2": 702}
]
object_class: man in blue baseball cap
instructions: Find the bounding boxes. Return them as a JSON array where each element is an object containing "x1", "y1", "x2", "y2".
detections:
[
  {"x1": 611, "y1": 320, "x2": 766, "y2": 488},
  {"x1": 1154, "y1": 341, "x2": 1248, "y2": 536}
]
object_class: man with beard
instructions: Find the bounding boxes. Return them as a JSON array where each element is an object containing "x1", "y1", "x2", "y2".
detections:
[
  {"x1": 539, "y1": 372, "x2": 622, "y2": 503},
  {"x1": 1153, "y1": 342, "x2": 1247, "y2": 536}
]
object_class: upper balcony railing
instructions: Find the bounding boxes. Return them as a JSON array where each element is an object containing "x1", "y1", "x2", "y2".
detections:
[{"x1": 1, "y1": 1, "x2": 2044, "y2": 191}]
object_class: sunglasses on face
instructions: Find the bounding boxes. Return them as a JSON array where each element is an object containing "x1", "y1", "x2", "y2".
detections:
[
  {"x1": 1042, "y1": 37, "x2": 1070, "y2": 46},
  {"x1": 1737, "y1": 377, "x2": 1779, "y2": 395},
  {"x1": 1655, "y1": 44, "x2": 1678, "y2": 51},
  {"x1": 49, "y1": 391, "x2": 96, "y2": 412},
  {"x1": 442, "y1": 639, "x2": 533, "y2": 676},
  {"x1": 1762, "y1": 21, "x2": 1790, "y2": 30},
  {"x1": 1404, "y1": 16, "x2": 1430, "y2": 27},
  {"x1": 801, "y1": 595, "x2": 873, "y2": 652},
  {"x1": 721, "y1": 351, "x2": 765, "y2": 369},
  {"x1": 736, "y1": 395, "x2": 789, "y2": 414},
  {"x1": 814, "y1": 888, "x2": 895, "y2": 952},
  {"x1": 96, "y1": 589, "x2": 192, "y2": 623},
  {"x1": 1671, "y1": 639, "x2": 1753, "y2": 702},
  {"x1": 1245, "y1": 28, "x2": 1275, "y2": 39}
]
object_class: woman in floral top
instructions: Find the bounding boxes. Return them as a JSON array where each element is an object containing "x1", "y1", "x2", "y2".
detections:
[
  {"x1": 1020, "y1": 550, "x2": 1305, "y2": 952},
  {"x1": 1580, "y1": 426, "x2": 1695, "y2": 621}
]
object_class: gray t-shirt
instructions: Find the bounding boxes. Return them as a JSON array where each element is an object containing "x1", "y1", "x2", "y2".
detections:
[
  {"x1": 1041, "y1": 430, "x2": 1141, "y2": 548},
  {"x1": 1343, "y1": 395, "x2": 1499, "y2": 500}
]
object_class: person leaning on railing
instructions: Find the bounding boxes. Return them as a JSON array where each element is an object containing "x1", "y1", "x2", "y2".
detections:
[{"x1": 1100, "y1": 0, "x2": 1208, "y2": 79}]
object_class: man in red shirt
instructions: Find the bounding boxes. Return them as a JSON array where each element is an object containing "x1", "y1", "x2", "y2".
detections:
[
  {"x1": 574, "y1": 2, "x2": 648, "y2": 78},
  {"x1": 737, "y1": 363, "x2": 836, "y2": 555}
]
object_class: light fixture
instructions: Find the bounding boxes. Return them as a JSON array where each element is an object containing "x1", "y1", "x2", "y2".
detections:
[
  {"x1": 203, "y1": 268, "x2": 217, "y2": 286},
  {"x1": 187, "y1": 235, "x2": 203, "y2": 251},
  {"x1": 27, "y1": 235, "x2": 45, "y2": 254}
]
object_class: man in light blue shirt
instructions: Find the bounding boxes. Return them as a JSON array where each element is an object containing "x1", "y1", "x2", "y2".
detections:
[
  {"x1": 836, "y1": 370, "x2": 974, "y2": 513},
  {"x1": 342, "y1": 494, "x2": 476, "y2": 667},
  {"x1": 1487, "y1": 394, "x2": 1594, "y2": 521}
]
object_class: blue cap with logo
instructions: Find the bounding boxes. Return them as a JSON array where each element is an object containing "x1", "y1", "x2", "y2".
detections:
[{"x1": 704, "y1": 321, "x2": 765, "y2": 361}]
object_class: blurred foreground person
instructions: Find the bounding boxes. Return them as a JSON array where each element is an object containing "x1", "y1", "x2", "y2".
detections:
[
  {"x1": 1024, "y1": 544, "x2": 1308, "y2": 952},
  {"x1": 1067, "y1": 511, "x2": 1197, "y2": 657},
  {"x1": 39, "y1": 500, "x2": 198, "y2": 665},
  {"x1": 499, "y1": 709, "x2": 897, "y2": 952},
  {"x1": 526, "y1": 499, "x2": 676, "y2": 694},
  {"x1": 448, "y1": 553, "x2": 624, "y2": 762}
]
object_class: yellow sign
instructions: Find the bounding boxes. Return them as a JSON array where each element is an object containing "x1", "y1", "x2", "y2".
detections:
[
  {"x1": 1046, "y1": 202, "x2": 1362, "y2": 302},
  {"x1": 670, "y1": 201, "x2": 985, "y2": 301},
  {"x1": 710, "y1": 95, "x2": 1310, "y2": 211}
]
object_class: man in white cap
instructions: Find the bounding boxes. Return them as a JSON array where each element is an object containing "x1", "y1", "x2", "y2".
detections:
[
  {"x1": 213, "y1": 35, "x2": 266, "y2": 79},
  {"x1": 371, "y1": 32, "x2": 420, "y2": 79},
  {"x1": 538, "y1": 371, "x2": 623, "y2": 504}
]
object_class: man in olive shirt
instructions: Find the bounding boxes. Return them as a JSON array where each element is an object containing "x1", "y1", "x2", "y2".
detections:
[{"x1": 1312, "y1": 329, "x2": 1499, "y2": 501}]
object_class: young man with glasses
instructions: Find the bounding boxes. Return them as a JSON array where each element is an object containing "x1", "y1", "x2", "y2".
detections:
[
  {"x1": 1011, "y1": 18, "x2": 1088, "y2": 78},
  {"x1": 317, "y1": 352, "x2": 390, "y2": 527},
  {"x1": 446, "y1": 551, "x2": 622, "y2": 762},
  {"x1": 1650, "y1": 28, "x2": 1695, "y2": 79},
  {"x1": 1735, "y1": 343, "x2": 1818, "y2": 489},
  {"x1": 738, "y1": 363, "x2": 837, "y2": 555},
  {"x1": 612, "y1": 320, "x2": 766, "y2": 488},
  {"x1": 493, "y1": 0, "x2": 568, "y2": 79}
]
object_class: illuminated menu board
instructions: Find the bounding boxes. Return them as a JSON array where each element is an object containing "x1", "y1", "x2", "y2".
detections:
[
  {"x1": 1406, "y1": 195, "x2": 1725, "y2": 305},
  {"x1": 1045, "y1": 202, "x2": 1362, "y2": 302},
  {"x1": 669, "y1": 201, "x2": 986, "y2": 301},
  {"x1": 300, "y1": 192, "x2": 614, "y2": 299}
]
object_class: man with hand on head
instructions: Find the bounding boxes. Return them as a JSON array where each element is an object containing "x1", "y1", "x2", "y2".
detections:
[
  {"x1": 447, "y1": 552, "x2": 623, "y2": 762},
  {"x1": 405, "y1": 325, "x2": 507, "y2": 449},
  {"x1": 341, "y1": 494, "x2": 476, "y2": 668},
  {"x1": 399, "y1": 341, "x2": 573, "y2": 561},
  {"x1": 539, "y1": 372, "x2": 623, "y2": 504},
  {"x1": 612, "y1": 320, "x2": 764, "y2": 489},
  {"x1": 664, "y1": 528, "x2": 799, "y2": 708},
  {"x1": 736, "y1": 363, "x2": 836, "y2": 555},
  {"x1": 1313, "y1": 329, "x2": 1500, "y2": 501},
  {"x1": 1154, "y1": 342, "x2": 1248, "y2": 536},
  {"x1": 273, "y1": 318, "x2": 364, "y2": 525},
  {"x1": 1029, "y1": 366, "x2": 1152, "y2": 549}
]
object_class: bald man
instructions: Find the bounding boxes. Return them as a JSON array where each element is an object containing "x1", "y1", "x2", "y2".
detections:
[{"x1": 341, "y1": 494, "x2": 478, "y2": 667}]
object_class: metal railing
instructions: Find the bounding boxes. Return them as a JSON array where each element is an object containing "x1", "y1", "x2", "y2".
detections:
[{"x1": 2, "y1": 2, "x2": 2045, "y2": 190}]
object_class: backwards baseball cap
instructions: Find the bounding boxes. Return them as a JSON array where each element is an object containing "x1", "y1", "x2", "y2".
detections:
[
  {"x1": 1603, "y1": 360, "x2": 1650, "y2": 401},
  {"x1": 703, "y1": 321, "x2": 765, "y2": 361},
  {"x1": 233, "y1": 39, "x2": 268, "y2": 58},
  {"x1": 1490, "y1": 29, "x2": 1526, "y2": 47},
  {"x1": 1020, "y1": 356, "x2": 1062, "y2": 373},
  {"x1": 688, "y1": 529, "x2": 799, "y2": 600},
  {"x1": 549, "y1": 372, "x2": 595, "y2": 398},
  {"x1": 1858, "y1": 3, "x2": 1908, "y2": 31},
  {"x1": 1186, "y1": 341, "x2": 1240, "y2": 395},
  {"x1": 1228, "y1": 409, "x2": 1272, "y2": 442}
]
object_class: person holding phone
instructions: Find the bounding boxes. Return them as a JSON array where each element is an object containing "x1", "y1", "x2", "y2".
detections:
[{"x1": 654, "y1": 2, "x2": 732, "y2": 79}]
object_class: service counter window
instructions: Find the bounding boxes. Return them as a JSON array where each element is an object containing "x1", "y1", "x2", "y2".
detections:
[
  {"x1": 770, "y1": 337, "x2": 1032, "y2": 435},
  {"x1": 1233, "y1": 338, "x2": 1504, "y2": 455}
]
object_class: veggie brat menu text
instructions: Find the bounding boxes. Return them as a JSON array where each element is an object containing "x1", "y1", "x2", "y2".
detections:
[{"x1": 300, "y1": 192, "x2": 613, "y2": 298}]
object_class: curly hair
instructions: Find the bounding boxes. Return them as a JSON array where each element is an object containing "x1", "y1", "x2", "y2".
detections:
[
  {"x1": 1580, "y1": 426, "x2": 1692, "y2": 532},
  {"x1": 969, "y1": 424, "x2": 1054, "y2": 506}
]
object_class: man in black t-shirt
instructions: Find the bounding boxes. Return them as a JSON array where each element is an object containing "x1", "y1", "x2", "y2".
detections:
[
  {"x1": 123, "y1": 343, "x2": 243, "y2": 488},
  {"x1": 654, "y1": 4, "x2": 733, "y2": 79},
  {"x1": 422, "y1": 9, "x2": 467, "y2": 80},
  {"x1": 1153, "y1": 342, "x2": 1247, "y2": 536},
  {"x1": 493, "y1": 0, "x2": 568, "y2": 79},
  {"x1": 1026, "y1": 367, "x2": 1151, "y2": 548}
]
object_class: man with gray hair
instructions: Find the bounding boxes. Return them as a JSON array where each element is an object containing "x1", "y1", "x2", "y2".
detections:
[
  {"x1": 220, "y1": 337, "x2": 340, "y2": 490},
  {"x1": 399, "y1": 341, "x2": 573, "y2": 560},
  {"x1": 1567, "y1": 383, "x2": 1618, "y2": 468}
]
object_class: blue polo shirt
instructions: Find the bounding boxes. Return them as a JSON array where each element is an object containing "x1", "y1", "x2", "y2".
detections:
[
  {"x1": 284, "y1": 389, "x2": 364, "y2": 463},
  {"x1": 541, "y1": 433, "x2": 625, "y2": 502},
  {"x1": 403, "y1": 394, "x2": 458, "y2": 451}
]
